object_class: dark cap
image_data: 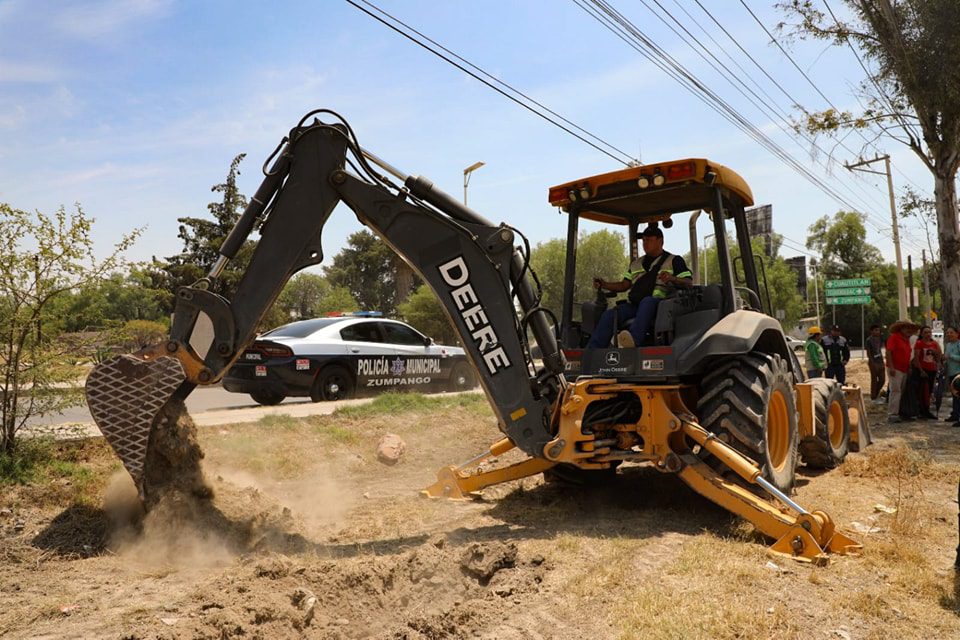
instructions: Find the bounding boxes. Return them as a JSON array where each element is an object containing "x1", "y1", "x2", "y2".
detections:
[
  {"x1": 831, "y1": 324, "x2": 841, "y2": 331},
  {"x1": 640, "y1": 225, "x2": 664, "y2": 239}
]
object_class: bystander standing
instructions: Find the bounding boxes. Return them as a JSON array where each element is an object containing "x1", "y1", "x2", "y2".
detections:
[
  {"x1": 822, "y1": 325, "x2": 851, "y2": 384},
  {"x1": 944, "y1": 327, "x2": 960, "y2": 427},
  {"x1": 865, "y1": 324, "x2": 886, "y2": 404},
  {"x1": 886, "y1": 320, "x2": 919, "y2": 423}
]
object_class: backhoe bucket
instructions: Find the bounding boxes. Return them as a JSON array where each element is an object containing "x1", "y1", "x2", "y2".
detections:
[{"x1": 85, "y1": 354, "x2": 186, "y2": 493}]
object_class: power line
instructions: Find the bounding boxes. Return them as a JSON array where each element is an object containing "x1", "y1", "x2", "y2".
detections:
[
  {"x1": 577, "y1": 0, "x2": 924, "y2": 254},
  {"x1": 345, "y1": 0, "x2": 634, "y2": 166}
]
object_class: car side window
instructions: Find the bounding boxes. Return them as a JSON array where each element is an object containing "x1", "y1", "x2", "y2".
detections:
[
  {"x1": 381, "y1": 322, "x2": 426, "y2": 346},
  {"x1": 339, "y1": 322, "x2": 383, "y2": 343}
]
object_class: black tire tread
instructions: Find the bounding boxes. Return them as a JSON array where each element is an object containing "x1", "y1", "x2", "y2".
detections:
[
  {"x1": 799, "y1": 378, "x2": 850, "y2": 469},
  {"x1": 697, "y1": 352, "x2": 799, "y2": 492}
]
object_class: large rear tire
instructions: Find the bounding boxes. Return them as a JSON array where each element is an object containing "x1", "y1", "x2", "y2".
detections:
[
  {"x1": 798, "y1": 378, "x2": 850, "y2": 468},
  {"x1": 697, "y1": 352, "x2": 799, "y2": 493}
]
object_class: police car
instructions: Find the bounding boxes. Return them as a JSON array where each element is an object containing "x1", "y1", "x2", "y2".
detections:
[{"x1": 223, "y1": 313, "x2": 476, "y2": 405}]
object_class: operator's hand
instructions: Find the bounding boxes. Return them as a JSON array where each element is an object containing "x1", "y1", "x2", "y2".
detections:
[
  {"x1": 593, "y1": 277, "x2": 604, "y2": 290},
  {"x1": 658, "y1": 271, "x2": 672, "y2": 283}
]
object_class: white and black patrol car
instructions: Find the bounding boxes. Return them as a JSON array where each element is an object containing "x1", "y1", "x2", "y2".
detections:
[{"x1": 223, "y1": 313, "x2": 476, "y2": 405}]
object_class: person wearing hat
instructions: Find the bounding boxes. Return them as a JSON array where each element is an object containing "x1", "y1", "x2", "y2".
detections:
[
  {"x1": 588, "y1": 225, "x2": 692, "y2": 348},
  {"x1": 822, "y1": 324, "x2": 851, "y2": 384},
  {"x1": 886, "y1": 319, "x2": 920, "y2": 422},
  {"x1": 804, "y1": 326, "x2": 826, "y2": 378}
]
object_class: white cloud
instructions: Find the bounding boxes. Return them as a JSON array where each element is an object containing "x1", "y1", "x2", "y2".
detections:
[
  {"x1": 53, "y1": 0, "x2": 171, "y2": 41},
  {"x1": 0, "y1": 59, "x2": 60, "y2": 83}
]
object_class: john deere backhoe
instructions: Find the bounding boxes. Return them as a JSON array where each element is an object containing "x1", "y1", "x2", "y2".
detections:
[{"x1": 86, "y1": 109, "x2": 865, "y2": 563}]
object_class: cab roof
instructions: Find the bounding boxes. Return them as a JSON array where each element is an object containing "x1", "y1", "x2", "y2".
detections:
[{"x1": 547, "y1": 158, "x2": 754, "y2": 225}]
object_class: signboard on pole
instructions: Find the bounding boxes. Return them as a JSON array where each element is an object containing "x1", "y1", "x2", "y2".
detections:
[
  {"x1": 825, "y1": 278, "x2": 871, "y2": 289},
  {"x1": 825, "y1": 278, "x2": 872, "y2": 306},
  {"x1": 826, "y1": 295, "x2": 872, "y2": 305}
]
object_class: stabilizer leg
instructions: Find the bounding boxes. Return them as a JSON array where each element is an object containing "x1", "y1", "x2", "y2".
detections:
[{"x1": 422, "y1": 438, "x2": 555, "y2": 499}]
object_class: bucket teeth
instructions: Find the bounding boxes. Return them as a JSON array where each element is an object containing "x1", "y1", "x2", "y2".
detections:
[{"x1": 85, "y1": 354, "x2": 186, "y2": 489}]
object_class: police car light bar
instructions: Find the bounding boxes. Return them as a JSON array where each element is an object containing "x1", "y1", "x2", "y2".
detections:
[{"x1": 324, "y1": 311, "x2": 384, "y2": 317}]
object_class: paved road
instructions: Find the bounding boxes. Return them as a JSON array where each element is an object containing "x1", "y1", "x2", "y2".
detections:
[
  {"x1": 23, "y1": 385, "x2": 482, "y2": 440},
  {"x1": 25, "y1": 385, "x2": 313, "y2": 427}
]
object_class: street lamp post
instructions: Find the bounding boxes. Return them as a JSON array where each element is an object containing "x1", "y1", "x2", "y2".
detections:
[{"x1": 463, "y1": 161, "x2": 485, "y2": 206}]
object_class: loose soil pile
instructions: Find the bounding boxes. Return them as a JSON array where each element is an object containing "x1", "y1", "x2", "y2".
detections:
[{"x1": 3, "y1": 391, "x2": 960, "y2": 639}]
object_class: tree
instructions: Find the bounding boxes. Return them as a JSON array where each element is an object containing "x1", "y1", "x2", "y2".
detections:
[
  {"x1": 397, "y1": 284, "x2": 459, "y2": 345},
  {"x1": 324, "y1": 230, "x2": 417, "y2": 315},
  {"x1": 156, "y1": 154, "x2": 254, "y2": 308},
  {"x1": 779, "y1": 0, "x2": 960, "y2": 323},
  {"x1": 0, "y1": 203, "x2": 138, "y2": 457},
  {"x1": 530, "y1": 229, "x2": 628, "y2": 320},
  {"x1": 698, "y1": 235, "x2": 806, "y2": 330},
  {"x1": 805, "y1": 211, "x2": 901, "y2": 339},
  {"x1": 51, "y1": 267, "x2": 169, "y2": 333},
  {"x1": 259, "y1": 272, "x2": 358, "y2": 330},
  {"x1": 805, "y1": 211, "x2": 882, "y2": 278}
]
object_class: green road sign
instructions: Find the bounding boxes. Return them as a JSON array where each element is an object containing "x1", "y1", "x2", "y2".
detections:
[
  {"x1": 826, "y1": 295, "x2": 872, "y2": 305},
  {"x1": 825, "y1": 278, "x2": 871, "y2": 289},
  {"x1": 826, "y1": 286, "x2": 871, "y2": 296}
]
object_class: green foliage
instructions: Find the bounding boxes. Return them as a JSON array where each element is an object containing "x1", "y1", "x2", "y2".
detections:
[
  {"x1": 806, "y1": 211, "x2": 881, "y2": 279},
  {"x1": 0, "y1": 437, "x2": 55, "y2": 484},
  {"x1": 155, "y1": 154, "x2": 254, "y2": 307},
  {"x1": 118, "y1": 319, "x2": 169, "y2": 351},
  {"x1": 698, "y1": 235, "x2": 806, "y2": 329},
  {"x1": 260, "y1": 272, "x2": 358, "y2": 330},
  {"x1": 397, "y1": 284, "x2": 458, "y2": 345},
  {"x1": 803, "y1": 211, "x2": 902, "y2": 340},
  {"x1": 51, "y1": 267, "x2": 169, "y2": 332},
  {"x1": 530, "y1": 229, "x2": 628, "y2": 320},
  {"x1": 324, "y1": 230, "x2": 415, "y2": 316},
  {"x1": 0, "y1": 203, "x2": 139, "y2": 455}
]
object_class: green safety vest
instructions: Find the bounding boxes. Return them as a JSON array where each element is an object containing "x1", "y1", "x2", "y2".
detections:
[{"x1": 624, "y1": 252, "x2": 693, "y2": 299}]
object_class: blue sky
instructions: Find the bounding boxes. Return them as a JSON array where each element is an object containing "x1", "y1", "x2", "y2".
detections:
[{"x1": 0, "y1": 0, "x2": 936, "y2": 273}]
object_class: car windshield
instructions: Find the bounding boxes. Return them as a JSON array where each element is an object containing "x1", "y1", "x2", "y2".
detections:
[{"x1": 262, "y1": 318, "x2": 342, "y2": 339}]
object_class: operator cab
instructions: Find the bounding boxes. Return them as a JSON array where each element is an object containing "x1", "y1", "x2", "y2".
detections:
[{"x1": 548, "y1": 158, "x2": 770, "y2": 381}]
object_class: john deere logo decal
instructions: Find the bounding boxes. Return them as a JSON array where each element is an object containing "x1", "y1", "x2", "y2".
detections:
[{"x1": 605, "y1": 351, "x2": 621, "y2": 366}]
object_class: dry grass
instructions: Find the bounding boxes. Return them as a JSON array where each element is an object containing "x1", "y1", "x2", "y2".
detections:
[{"x1": 5, "y1": 391, "x2": 960, "y2": 639}]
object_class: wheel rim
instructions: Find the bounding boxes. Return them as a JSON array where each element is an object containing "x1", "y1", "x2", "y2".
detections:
[
  {"x1": 828, "y1": 399, "x2": 845, "y2": 448},
  {"x1": 325, "y1": 375, "x2": 345, "y2": 400},
  {"x1": 767, "y1": 389, "x2": 790, "y2": 472}
]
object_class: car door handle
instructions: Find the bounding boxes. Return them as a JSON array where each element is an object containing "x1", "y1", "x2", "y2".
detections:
[{"x1": 349, "y1": 347, "x2": 360, "y2": 353}]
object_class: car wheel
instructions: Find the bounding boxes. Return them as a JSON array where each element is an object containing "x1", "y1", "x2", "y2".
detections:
[
  {"x1": 250, "y1": 390, "x2": 285, "y2": 406},
  {"x1": 448, "y1": 362, "x2": 476, "y2": 392},
  {"x1": 312, "y1": 365, "x2": 355, "y2": 402}
]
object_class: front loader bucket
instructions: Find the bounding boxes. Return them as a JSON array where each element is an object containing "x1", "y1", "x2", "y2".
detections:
[{"x1": 85, "y1": 354, "x2": 186, "y2": 493}]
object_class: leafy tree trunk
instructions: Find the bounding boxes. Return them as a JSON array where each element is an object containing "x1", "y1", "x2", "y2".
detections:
[
  {"x1": 934, "y1": 168, "x2": 960, "y2": 323},
  {"x1": 394, "y1": 258, "x2": 415, "y2": 307}
]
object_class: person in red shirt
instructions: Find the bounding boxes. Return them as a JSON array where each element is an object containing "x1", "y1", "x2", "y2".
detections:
[
  {"x1": 913, "y1": 325, "x2": 942, "y2": 419},
  {"x1": 886, "y1": 320, "x2": 919, "y2": 422}
]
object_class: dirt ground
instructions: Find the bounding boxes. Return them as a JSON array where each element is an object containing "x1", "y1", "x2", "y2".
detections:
[{"x1": 4, "y1": 366, "x2": 960, "y2": 640}]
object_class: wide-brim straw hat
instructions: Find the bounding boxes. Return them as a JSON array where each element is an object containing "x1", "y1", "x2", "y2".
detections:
[{"x1": 889, "y1": 319, "x2": 920, "y2": 334}]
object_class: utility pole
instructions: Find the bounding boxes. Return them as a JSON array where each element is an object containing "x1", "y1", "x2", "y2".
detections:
[
  {"x1": 922, "y1": 249, "x2": 932, "y2": 321},
  {"x1": 844, "y1": 155, "x2": 907, "y2": 320},
  {"x1": 811, "y1": 259, "x2": 821, "y2": 329},
  {"x1": 908, "y1": 255, "x2": 914, "y2": 316}
]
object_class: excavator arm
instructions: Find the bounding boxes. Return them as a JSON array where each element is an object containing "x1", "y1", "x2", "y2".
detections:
[{"x1": 86, "y1": 110, "x2": 565, "y2": 496}]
